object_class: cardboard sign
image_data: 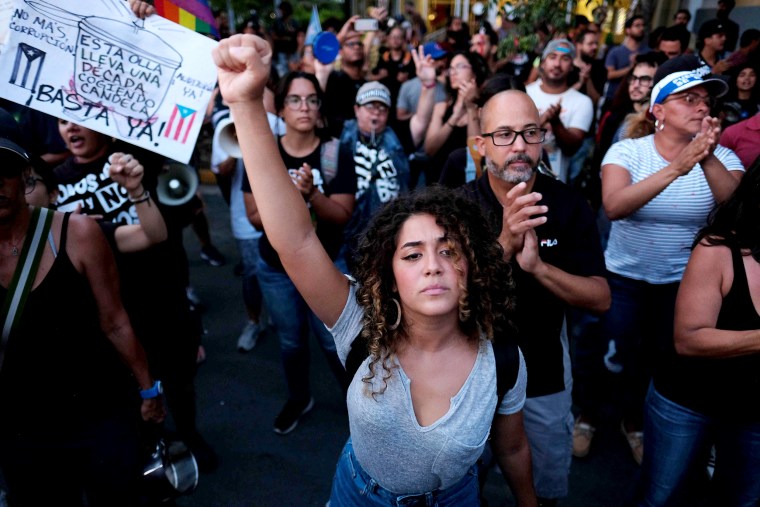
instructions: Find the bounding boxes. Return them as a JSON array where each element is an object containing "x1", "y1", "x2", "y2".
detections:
[{"x1": 0, "y1": 0, "x2": 218, "y2": 163}]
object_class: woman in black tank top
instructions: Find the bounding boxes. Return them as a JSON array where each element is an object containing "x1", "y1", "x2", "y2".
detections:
[
  {"x1": 638, "y1": 158, "x2": 760, "y2": 506},
  {"x1": 423, "y1": 52, "x2": 489, "y2": 185},
  {"x1": 0, "y1": 123, "x2": 164, "y2": 506}
]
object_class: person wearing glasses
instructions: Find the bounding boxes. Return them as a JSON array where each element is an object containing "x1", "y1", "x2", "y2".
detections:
[
  {"x1": 461, "y1": 87, "x2": 610, "y2": 507},
  {"x1": 316, "y1": 18, "x2": 369, "y2": 138},
  {"x1": 592, "y1": 55, "x2": 743, "y2": 467},
  {"x1": 335, "y1": 81, "x2": 410, "y2": 274},
  {"x1": 424, "y1": 51, "x2": 489, "y2": 186},
  {"x1": 598, "y1": 52, "x2": 666, "y2": 155},
  {"x1": 242, "y1": 72, "x2": 356, "y2": 435}
]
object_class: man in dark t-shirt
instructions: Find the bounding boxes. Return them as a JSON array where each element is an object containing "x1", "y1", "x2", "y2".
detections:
[
  {"x1": 460, "y1": 89, "x2": 609, "y2": 504},
  {"x1": 322, "y1": 31, "x2": 367, "y2": 138}
]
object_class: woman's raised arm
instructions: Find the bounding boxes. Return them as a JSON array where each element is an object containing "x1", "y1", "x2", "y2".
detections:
[{"x1": 213, "y1": 35, "x2": 349, "y2": 327}]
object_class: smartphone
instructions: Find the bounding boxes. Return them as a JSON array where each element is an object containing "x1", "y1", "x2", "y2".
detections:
[{"x1": 354, "y1": 18, "x2": 379, "y2": 31}]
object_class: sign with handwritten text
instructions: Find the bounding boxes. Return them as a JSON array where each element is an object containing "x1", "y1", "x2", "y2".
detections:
[{"x1": 0, "y1": 0, "x2": 218, "y2": 163}]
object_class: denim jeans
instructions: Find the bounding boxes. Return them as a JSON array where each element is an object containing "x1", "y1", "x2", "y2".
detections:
[
  {"x1": 330, "y1": 439, "x2": 480, "y2": 506},
  {"x1": 597, "y1": 273, "x2": 679, "y2": 426},
  {"x1": 256, "y1": 258, "x2": 347, "y2": 401},
  {"x1": 637, "y1": 385, "x2": 760, "y2": 507},
  {"x1": 236, "y1": 237, "x2": 262, "y2": 311}
]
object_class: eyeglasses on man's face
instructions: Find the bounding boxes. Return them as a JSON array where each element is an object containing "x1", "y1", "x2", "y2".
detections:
[
  {"x1": 629, "y1": 74, "x2": 653, "y2": 86},
  {"x1": 481, "y1": 128, "x2": 547, "y2": 146},
  {"x1": 284, "y1": 95, "x2": 321, "y2": 110}
]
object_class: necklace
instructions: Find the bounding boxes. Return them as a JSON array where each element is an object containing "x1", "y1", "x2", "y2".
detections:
[{"x1": 6, "y1": 234, "x2": 24, "y2": 256}]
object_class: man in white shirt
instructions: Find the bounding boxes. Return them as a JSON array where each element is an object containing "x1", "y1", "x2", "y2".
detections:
[{"x1": 526, "y1": 39, "x2": 594, "y2": 182}]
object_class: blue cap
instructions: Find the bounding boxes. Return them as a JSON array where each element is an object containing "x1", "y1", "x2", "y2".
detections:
[
  {"x1": 423, "y1": 41, "x2": 449, "y2": 59},
  {"x1": 313, "y1": 31, "x2": 340, "y2": 64}
]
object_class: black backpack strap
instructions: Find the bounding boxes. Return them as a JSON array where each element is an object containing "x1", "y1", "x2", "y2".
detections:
[
  {"x1": 493, "y1": 337, "x2": 519, "y2": 406},
  {"x1": 344, "y1": 332, "x2": 370, "y2": 380}
]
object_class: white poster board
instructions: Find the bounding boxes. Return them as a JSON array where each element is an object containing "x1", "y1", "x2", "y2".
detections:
[{"x1": 0, "y1": 0, "x2": 218, "y2": 163}]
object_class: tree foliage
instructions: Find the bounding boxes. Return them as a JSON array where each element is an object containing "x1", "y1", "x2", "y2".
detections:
[
  {"x1": 209, "y1": 0, "x2": 346, "y2": 33},
  {"x1": 496, "y1": 0, "x2": 570, "y2": 58}
]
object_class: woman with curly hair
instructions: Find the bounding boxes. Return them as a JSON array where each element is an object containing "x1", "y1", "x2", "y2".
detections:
[{"x1": 213, "y1": 35, "x2": 537, "y2": 506}]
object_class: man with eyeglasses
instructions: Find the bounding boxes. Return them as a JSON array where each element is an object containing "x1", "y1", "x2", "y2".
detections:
[
  {"x1": 319, "y1": 26, "x2": 367, "y2": 138},
  {"x1": 459, "y1": 87, "x2": 609, "y2": 507},
  {"x1": 527, "y1": 39, "x2": 595, "y2": 183},
  {"x1": 335, "y1": 82, "x2": 410, "y2": 273}
]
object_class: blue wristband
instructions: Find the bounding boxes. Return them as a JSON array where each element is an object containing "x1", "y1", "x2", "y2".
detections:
[{"x1": 140, "y1": 380, "x2": 163, "y2": 400}]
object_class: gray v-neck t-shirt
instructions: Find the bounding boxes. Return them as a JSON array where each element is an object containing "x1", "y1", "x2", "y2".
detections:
[{"x1": 329, "y1": 283, "x2": 527, "y2": 493}]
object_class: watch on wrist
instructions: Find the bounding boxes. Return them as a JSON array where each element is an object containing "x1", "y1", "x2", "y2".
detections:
[{"x1": 140, "y1": 380, "x2": 163, "y2": 400}]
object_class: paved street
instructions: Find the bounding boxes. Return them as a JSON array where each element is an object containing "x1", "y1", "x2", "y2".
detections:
[{"x1": 176, "y1": 184, "x2": 642, "y2": 507}]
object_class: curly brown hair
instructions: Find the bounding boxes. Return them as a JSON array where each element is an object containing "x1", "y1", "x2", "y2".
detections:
[{"x1": 352, "y1": 185, "x2": 516, "y2": 397}]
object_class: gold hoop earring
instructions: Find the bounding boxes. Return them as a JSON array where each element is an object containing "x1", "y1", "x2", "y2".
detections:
[
  {"x1": 655, "y1": 119, "x2": 665, "y2": 132},
  {"x1": 389, "y1": 298, "x2": 402, "y2": 331}
]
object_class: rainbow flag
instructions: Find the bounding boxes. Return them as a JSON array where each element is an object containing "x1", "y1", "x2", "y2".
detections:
[{"x1": 154, "y1": 0, "x2": 219, "y2": 38}]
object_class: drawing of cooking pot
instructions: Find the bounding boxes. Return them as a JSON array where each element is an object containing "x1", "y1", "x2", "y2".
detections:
[{"x1": 25, "y1": 0, "x2": 182, "y2": 120}]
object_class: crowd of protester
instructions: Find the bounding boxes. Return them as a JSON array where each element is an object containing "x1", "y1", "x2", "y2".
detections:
[{"x1": 1, "y1": 0, "x2": 759, "y2": 505}]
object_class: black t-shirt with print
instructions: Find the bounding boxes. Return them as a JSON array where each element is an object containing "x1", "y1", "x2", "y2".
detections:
[{"x1": 242, "y1": 137, "x2": 357, "y2": 271}]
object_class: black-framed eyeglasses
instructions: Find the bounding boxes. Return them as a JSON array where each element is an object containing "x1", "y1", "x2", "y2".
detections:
[
  {"x1": 24, "y1": 176, "x2": 44, "y2": 195},
  {"x1": 482, "y1": 128, "x2": 547, "y2": 146},
  {"x1": 663, "y1": 92, "x2": 715, "y2": 109},
  {"x1": 284, "y1": 95, "x2": 321, "y2": 110},
  {"x1": 630, "y1": 74, "x2": 653, "y2": 86}
]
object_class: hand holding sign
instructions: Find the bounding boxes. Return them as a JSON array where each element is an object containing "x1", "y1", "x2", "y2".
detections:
[
  {"x1": 212, "y1": 34, "x2": 272, "y2": 106},
  {"x1": 0, "y1": 0, "x2": 217, "y2": 163}
]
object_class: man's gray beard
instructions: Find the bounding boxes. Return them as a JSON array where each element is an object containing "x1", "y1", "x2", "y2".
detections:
[{"x1": 485, "y1": 155, "x2": 536, "y2": 183}]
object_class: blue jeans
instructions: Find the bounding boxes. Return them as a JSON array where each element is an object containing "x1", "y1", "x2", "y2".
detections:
[
  {"x1": 638, "y1": 385, "x2": 760, "y2": 507},
  {"x1": 330, "y1": 439, "x2": 480, "y2": 506},
  {"x1": 256, "y1": 258, "x2": 347, "y2": 401},
  {"x1": 236, "y1": 237, "x2": 263, "y2": 311},
  {"x1": 597, "y1": 273, "x2": 679, "y2": 426}
]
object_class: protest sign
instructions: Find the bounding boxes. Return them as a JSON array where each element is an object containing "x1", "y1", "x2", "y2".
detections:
[{"x1": 0, "y1": 0, "x2": 218, "y2": 163}]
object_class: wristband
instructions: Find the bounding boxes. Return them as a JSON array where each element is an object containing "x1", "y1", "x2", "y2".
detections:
[
  {"x1": 140, "y1": 380, "x2": 163, "y2": 400},
  {"x1": 422, "y1": 80, "x2": 436, "y2": 89},
  {"x1": 129, "y1": 190, "x2": 151, "y2": 204}
]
